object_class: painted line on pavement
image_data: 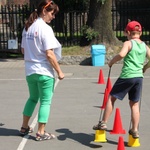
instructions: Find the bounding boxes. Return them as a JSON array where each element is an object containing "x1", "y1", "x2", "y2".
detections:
[
  {"x1": 1, "y1": 76, "x2": 150, "y2": 81},
  {"x1": 0, "y1": 79, "x2": 25, "y2": 80}
]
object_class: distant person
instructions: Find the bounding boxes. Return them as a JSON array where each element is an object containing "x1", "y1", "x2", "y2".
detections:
[
  {"x1": 93, "y1": 21, "x2": 150, "y2": 139},
  {"x1": 20, "y1": 0, "x2": 64, "y2": 141}
]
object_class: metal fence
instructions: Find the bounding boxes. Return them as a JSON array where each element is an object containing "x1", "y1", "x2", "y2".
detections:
[
  {"x1": 112, "y1": 0, "x2": 150, "y2": 44},
  {"x1": 0, "y1": 5, "x2": 87, "y2": 53},
  {"x1": 52, "y1": 11, "x2": 87, "y2": 46},
  {"x1": 0, "y1": 5, "x2": 35, "y2": 53},
  {"x1": 0, "y1": 1, "x2": 150, "y2": 53}
]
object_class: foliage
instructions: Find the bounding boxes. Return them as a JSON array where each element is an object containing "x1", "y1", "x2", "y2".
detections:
[
  {"x1": 81, "y1": 25, "x2": 99, "y2": 41},
  {"x1": 54, "y1": 0, "x2": 89, "y2": 11},
  {"x1": 97, "y1": 0, "x2": 106, "y2": 4}
]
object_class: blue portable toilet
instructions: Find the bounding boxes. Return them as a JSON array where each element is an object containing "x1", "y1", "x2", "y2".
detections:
[{"x1": 91, "y1": 44, "x2": 106, "y2": 66}]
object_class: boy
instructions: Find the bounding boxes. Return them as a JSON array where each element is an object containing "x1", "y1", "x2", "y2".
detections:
[{"x1": 93, "y1": 21, "x2": 150, "y2": 139}]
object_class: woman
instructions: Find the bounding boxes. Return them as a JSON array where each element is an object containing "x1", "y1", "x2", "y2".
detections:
[{"x1": 20, "y1": 0, "x2": 64, "y2": 141}]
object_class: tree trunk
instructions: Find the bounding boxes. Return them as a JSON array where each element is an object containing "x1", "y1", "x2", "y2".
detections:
[
  {"x1": 87, "y1": 0, "x2": 120, "y2": 45},
  {"x1": 29, "y1": 0, "x2": 41, "y2": 7}
]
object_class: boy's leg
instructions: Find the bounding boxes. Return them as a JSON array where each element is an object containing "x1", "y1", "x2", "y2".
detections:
[
  {"x1": 128, "y1": 77, "x2": 142, "y2": 138},
  {"x1": 128, "y1": 100, "x2": 140, "y2": 138},
  {"x1": 129, "y1": 100, "x2": 140, "y2": 132},
  {"x1": 102, "y1": 95, "x2": 116, "y2": 122},
  {"x1": 93, "y1": 95, "x2": 116, "y2": 130}
]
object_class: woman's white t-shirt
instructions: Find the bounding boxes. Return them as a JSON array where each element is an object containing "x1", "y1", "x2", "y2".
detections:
[{"x1": 21, "y1": 17, "x2": 62, "y2": 78}]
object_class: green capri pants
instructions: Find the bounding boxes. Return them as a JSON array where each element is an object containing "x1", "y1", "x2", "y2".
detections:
[{"x1": 23, "y1": 74, "x2": 55, "y2": 123}]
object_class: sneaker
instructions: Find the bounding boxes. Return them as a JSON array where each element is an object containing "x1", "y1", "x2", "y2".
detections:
[
  {"x1": 93, "y1": 121, "x2": 107, "y2": 130},
  {"x1": 129, "y1": 129, "x2": 139, "y2": 139}
]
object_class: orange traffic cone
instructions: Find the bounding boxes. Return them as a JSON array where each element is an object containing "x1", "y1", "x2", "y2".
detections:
[
  {"x1": 106, "y1": 77, "x2": 112, "y2": 93},
  {"x1": 110, "y1": 108, "x2": 126, "y2": 134},
  {"x1": 117, "y1": 136, "x2": 125, "y2": 150},
  {"x1": 101, "y1": 88, "x2": 109, "y2": 109},
  {"x1": 98, "y1": 69, "x2": 105, "y2": 84}
]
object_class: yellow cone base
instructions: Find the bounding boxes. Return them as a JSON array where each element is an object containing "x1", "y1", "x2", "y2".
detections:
[
  {"x1": 94, "y1": 130, "x2": 107, "y2": 143},
  {"x1": 128, "y1": 134, "x2": 140, "y2": 147}
]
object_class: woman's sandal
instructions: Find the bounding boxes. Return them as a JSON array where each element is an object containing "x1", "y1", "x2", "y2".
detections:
[
  {"x1": 129, "y1": 129, "x2": 139, "y2": 139},
  {"x1": 35, "y1": 132, "x2": 55, "y2": 141},
  {"x1": 93, "y1": 121, "x2": 107, "y2": 130},
  {"x1": 19, "y1": 126, "x2": 33, "y2": 136}
]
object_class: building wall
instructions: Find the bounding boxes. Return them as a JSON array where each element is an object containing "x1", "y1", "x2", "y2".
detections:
[
  {"x1": 11, "y1": 0, "x2": 29, "y2": 5},
  {"x1": 0, "y1": 0, "x2": 7, "y2": 5},
  {"x1": 0, "y1": 0, "x2": 29, "y2": 5}
]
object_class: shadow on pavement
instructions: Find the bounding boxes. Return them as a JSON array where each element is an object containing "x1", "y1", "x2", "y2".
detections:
[
  {"x1": 56, "y1": 128, "x2": 103, "y2": 148},
  {"x1": 0, "y1": 123, "x2": 5, "y2": 126},
  {"x1": 107, "y1": 139, "x2": 128, "y2": 147},
  {"x1": 0, "y1": 127, "x2": 19, "y2": 136}
]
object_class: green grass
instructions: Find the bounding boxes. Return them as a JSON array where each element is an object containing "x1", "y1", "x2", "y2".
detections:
[
  {"x1": 55, "y1": 32, "x2": 82, "y2": 37},
  {"x1": 0, "y1": 46, "x2": 91, "y2": 59},
  {"x1": 0, "y1": 52, "x2": 23, "y2": 58},
  {"x1": 62, "y1": 46, "x2": 90, "y2": 56}
]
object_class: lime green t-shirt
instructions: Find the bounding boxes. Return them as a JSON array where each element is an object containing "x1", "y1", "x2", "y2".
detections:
[{"x1": 120, "y1": 40, "x2": 147, "y2": 78}]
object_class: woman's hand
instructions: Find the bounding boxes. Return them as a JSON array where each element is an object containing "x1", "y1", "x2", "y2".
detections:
[{"x1": 58, "y1": 72, "x2": 64, "y2": 80}]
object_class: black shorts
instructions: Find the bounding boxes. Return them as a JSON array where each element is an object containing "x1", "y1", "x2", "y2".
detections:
[{"x1": 110, "y1": 77, "x2": 143, "y2": 102}]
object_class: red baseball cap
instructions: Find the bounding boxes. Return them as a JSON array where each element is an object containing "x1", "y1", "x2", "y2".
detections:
[{"x1": 125, "y1": 21, "x2": 142, "y2": 32}]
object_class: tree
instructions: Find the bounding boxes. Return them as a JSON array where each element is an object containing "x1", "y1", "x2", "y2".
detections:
[
  {"x1": 29, "y1": 0, "x2": 121, "y2": 46},
  {"x1": 29, "y1": 0, "x2": 41, "y2": 7},
  {"x1": 86, "y1": 0, "x2": 121, "y2": 46}
]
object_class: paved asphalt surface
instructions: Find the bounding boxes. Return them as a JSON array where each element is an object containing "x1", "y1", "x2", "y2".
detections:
[{"x1": 0, "y1": 58, "x2": 150, "y2": 150}]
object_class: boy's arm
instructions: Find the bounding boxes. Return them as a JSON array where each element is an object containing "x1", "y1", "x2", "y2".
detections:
[
  {"x1": 143, "y1": 46, "x2": 150, "y2": 73},
  {"x1": 143, "y1": 61, "x2": 150, "y2": 73},
  {"x1": 108, "y1": 41, "x2": 131, "y2": 67}
]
